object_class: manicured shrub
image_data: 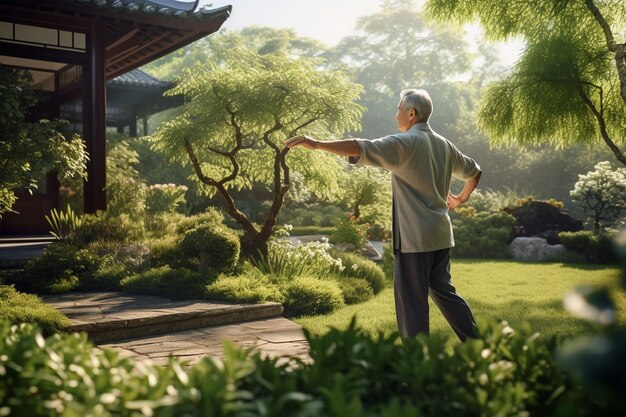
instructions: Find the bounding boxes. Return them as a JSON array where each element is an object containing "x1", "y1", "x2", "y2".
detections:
[
  {"x1": 80, "y1": 256, "x2": 129, "y2": 291},
  {"x1": 452, "y1": 211, "x2": 516, "y2": 258},
  {"x1": 20, "y1": 243, "x2": 100, "y2": 294},
  {"x1": 145, "y1": 183, "x2": 188, "y2": 214},
  {"x1": 175, "y1": 207, "x2": 225, "y2": 234},
  {"x1": 330, "y1": 249, "x2": 386, "y2": 294},
  {"x1": 120, "y1": 266, "x2": 207, "y2": 299},
  {"x1": 148, "y1": 235, "x2": 189, "y2": 269},
  {"x1": 559, "y1": 231, "x2": 616, "y2": 264},
  {"x1": 206, "y1": 272, "x2": 282, "y2": 304},
  {"x1": 382, "y1": 242, "x2": 394, "y2": 281},
  {"x1": 282, "y1": 276, "x2": 344, "y2": 317},
  {"x1": 0, "y1": 285, "x2": 70, "y2": 334},
  {"x1": 180, "y1": 225, "x2": 240, "y2": 280},
  {"x1": 1, "y1": 319, "x2": 622, "y2": 416},
  {"x1": 335, "y1": 276, "x2": 374, "y2": 304}
]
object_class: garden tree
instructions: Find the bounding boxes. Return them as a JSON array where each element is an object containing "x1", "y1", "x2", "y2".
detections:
[
  {"x1": 0, "y1": 66, "x2": 87, "y2": 218},
  {"x1": 143, "y1": 27, "x2": 326, "y2": 81},
  {"x1": 328, "y1": 0, "x2": 475, "y2": 139},
  {"x1": 425, "y1": 0, "x2": 626, "y2": 166},
  {"x1": 338, "y1": 165, "x2": 392, "y2": 230},
  {"x1": 150, "y1": 47, "x2": 363, "y2": 257},
  {"x1": 570, "y1": 161, "x2": 626, "y2": 230}
]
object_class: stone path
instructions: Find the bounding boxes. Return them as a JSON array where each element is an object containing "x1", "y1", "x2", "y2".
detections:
[{"x1": 43, "y1": 292, "x2": 310, "y2": 367}]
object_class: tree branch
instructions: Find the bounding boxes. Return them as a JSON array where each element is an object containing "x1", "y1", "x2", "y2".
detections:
[
  {"x1": 184, "y1": 139, "x2": 257, "y2": 236},
  {"x1": 577, "y1": 86, "x2": 626, "y2": 166},
  {"x1": 584, "y1": 0, "x2": 626, "y2": 105}
]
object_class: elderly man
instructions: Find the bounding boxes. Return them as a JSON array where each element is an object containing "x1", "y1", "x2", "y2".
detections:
[{"x1": 284, "y1": 89, "x2": 481, "y2": 341}]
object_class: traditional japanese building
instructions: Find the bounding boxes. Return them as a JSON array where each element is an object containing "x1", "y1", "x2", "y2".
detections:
[{"x1": 0, "y1": 0, "x2": 231, "y2": 234}]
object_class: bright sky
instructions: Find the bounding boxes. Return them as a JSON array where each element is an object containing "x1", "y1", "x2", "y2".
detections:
[{"x1": 199, "y1": 0, "x2": 525, "y2": 67}]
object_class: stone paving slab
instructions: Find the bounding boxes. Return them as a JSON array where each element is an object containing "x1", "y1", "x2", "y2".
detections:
[
  {"x1": 43, "y1": 292, "x2": 284, "y2": 343},
  {"x1": 95, "y1": 317, "x2": 310, "y2": 368}
]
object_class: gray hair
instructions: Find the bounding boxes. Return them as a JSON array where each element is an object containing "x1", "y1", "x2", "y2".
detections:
[{"x1": 400, "y1": 89, "x2": 433, "y2": 122}]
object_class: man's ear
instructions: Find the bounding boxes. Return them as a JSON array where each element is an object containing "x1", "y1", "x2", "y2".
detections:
[{"x1": 410, "y1": 108, "x2": 417, "y2": 120}]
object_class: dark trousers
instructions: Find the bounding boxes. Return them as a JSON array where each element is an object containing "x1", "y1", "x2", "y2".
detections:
[{"x1": 393, "y1": 248, "x2": 477, "y2": 341}]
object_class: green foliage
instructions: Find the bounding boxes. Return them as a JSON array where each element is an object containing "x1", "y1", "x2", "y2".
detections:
[
  {"x1": 330, "y1": 249, "x2": 386, "y2": 294},
  {"x1": 20, "y1": 243, "x2": 100, "y2": 294},
  {"x1": 425, "y1": 0, "x2": 626, "y2": 165},
  {"x1": 146, "y1": 183, "x2": 188, "y2": 214},
  {"x1": 251, "y1": 240, "x2": 344, "y2": 279},
  {"x1": 284, "y1": 225, "x2": 336, "y2": 236},
  {"x1": 0, "y1": 286, "x2": 70, "y2": 334},
  {"x1": 44, "y1": 204, "x2": 84, "y2": 244},
  {"x1": 120, "y1": 266, "x2": 206, "y2": 299},
  {"x1": 452, "y1": 211, "x2": 516, "y2": 258},
  {"x1": 78, "y1": 212, "x2": 143, "y2": 245},
  {"x1": 106, "y1": 177, "x2": 147, "y2": 223},
  {"x1": 331, "y1": 216, "x2": 370, "y2": 251},
  {"x1": 82, "y1": 257, "x2": 129, "y2": 291},
  {"x1": 278, "y1": 202, "x2": 345, "y2": 228},
  {"x1": 179, "y1": 225, "x2": 240, "y2": 278},
  {"x1": 205, "y1": 267, "x2": 283, "y2": 304},
  {"x1": 334, "y1": 277, "x2": 374, "y2": 304},
  {"x1": 338, "y1": 165, "x2": 392, "y2": 233},
  {"x1": 150, "y1": 44, "x2": 364, "y2": 252},
  {"x1": 559, "y1": 231, "x2": 616, "y2": 264},
  {"x1": 148, "y1": 235, "x2": 186, "y2": 268},
  {"x1": 3, "y1": 318, "x2": 624, "y2": 416},
  {"x1": 0, "y1": 66, "x2": 88, "y2": 217},
  {"x1": 382, "y1": 242, "x2": 395, "y2": 281},
  {"x1": 282, "y1": 276, "x2": 345, "y2": 317},
  {"x1": 174, "y1": 207, "x2": 225, "y2": 234},
  {"x1": 570, "y1": 161, "x2": 626, "y2": 230}
]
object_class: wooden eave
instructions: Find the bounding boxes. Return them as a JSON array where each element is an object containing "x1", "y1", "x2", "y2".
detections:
[{"x1": 0, "y1": 0, "x2": 231, "y2": 79}]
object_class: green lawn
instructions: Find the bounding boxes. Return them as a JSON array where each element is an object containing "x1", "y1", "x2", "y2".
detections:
[{"x1": 295, "y1": 260, "x2": 625, "y2": 350}]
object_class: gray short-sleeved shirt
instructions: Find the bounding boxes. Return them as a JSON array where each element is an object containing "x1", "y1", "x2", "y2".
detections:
[{"x1": 349, "y1": 123, "x2": 480, "y2": 253}]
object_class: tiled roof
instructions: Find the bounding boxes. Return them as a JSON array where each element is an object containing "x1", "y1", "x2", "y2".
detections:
[
  {"x1": 65, "y1": 0, "x2": 231, "y2": 20},
  {"x1": 109, "y1": 68, "x2": 173, "y2": 88}
]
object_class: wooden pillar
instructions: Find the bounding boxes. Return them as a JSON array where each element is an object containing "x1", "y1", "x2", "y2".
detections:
[
  {"x1": 83, "y1": 19, "x2": 107, "y2": 213},
  {"x1": 143, "y1": 115, "x2": 148, "y2": 136},
  {"x1": 129, "y1": 117, "x2": 137, "y2": 137}
]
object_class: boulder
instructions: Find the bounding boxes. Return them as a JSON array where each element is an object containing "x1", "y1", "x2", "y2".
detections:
[
  {"x1": 510, "y1": 201, "x2": 583, "y2": 243},
  {"x1": 509, "y1": 237, "x2": 568, "y2": 261}
]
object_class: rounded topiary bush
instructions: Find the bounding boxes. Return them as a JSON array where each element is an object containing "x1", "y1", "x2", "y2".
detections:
[
  {"x1": 282, "y1": 276, "x2": 344, "y2": 317},
  {"x1": 120, "y1": 266, "x2": 206, "y2": 299},
  {"x1": 180, "y1": 225, "x2": 240, "y2": 280},
  {"x1": 206, "y1": 273, "x2": 282, "y2": 304},
  {"x1": 329, "y1": 249, "x2": 386, "y2": 294},
  {"x1": 175, "y1": 207, "x2": 225, "y2": 235},
  {"x1": 335, "y1": 276, "x2": 374, "y2": 304},
  {"x1": 559, "y1": 231, "x2": 616, "y2": 264}
]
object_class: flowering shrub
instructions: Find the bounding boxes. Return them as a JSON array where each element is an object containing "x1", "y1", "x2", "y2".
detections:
[
  {"x1": 253, "y1": 237, "x2": 345, "y2": 279},
  {"x1": 146, "y1": 183, "x2": 188, "y2": 214},
  {"x1": 331, "y1": 214, "x2": 370, "y2": 251},
  {"x1": 570, "y1": 161, "x2": 626, "y2": 230}
]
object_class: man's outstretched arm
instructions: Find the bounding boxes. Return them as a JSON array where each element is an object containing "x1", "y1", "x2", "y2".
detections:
[
  {"x1": 284, "y1": 135, "x2": 361, "y2": 157},
  {"x1": 447, "y1": 170, "x2": 482, "y2": 210}
]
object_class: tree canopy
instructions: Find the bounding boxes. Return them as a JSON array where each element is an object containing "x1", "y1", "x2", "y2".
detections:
[
  {"x1": 150, "y1": 47, "x2": 364, "y2": 255},
  {"x1": 425, "y1": 0, "x2": 626, "y2": 166},
  {"x1": 0, "y1": 66, "x2": 87, "y2": 218}
]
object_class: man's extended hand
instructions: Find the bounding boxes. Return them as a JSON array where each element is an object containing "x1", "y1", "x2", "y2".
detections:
[
  {"x1": 284, "y1": 135, "x2": 318, "y2": 150},
  {"x1": 447, "y1": 193, "x2": 463, "y2": 210}
]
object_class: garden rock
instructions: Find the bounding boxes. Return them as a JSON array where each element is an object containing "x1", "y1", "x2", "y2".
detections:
[
  {"x1": 509, "y1": 237, "x2": 567, "y2": 261},
  {"x1": 332, "y1": 242, "x2": 357, "y2": 252},
  {"x1": 510, "y1": 201, "x2": 583, "y2": 243},
  {"x1": 120, "y1": 244, "x2": 151, "y2": 266}
]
